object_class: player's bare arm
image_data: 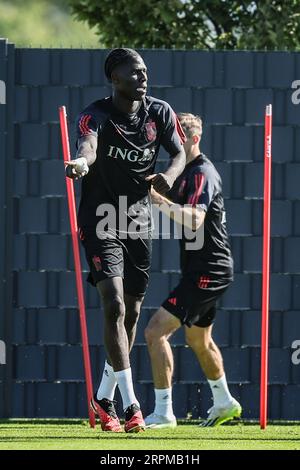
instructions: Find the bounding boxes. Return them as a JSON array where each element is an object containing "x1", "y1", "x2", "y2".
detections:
[
  {"x1": 145, "y1": 148, "x2": 186, "y2": 194},
  {"x1": 65, "y1": 134, "x2": 97, "y2": 179},
  {"x1": 150, "y1": 186, "x2": 205, "y2": 231}
]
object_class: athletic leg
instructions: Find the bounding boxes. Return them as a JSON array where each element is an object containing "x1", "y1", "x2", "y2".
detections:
[
  {"x1": 144, "y1": 307, "x2": 181, "y2": 427},
  {"x1": 96, "y1": 293, "x2": 143, "y2": 402},
  {"x1": 93, "y1": 277, "x2": 144, "y2": 432},
  {"x1": 97, "y1": 277, "x2": 129, "y2": 371},
  {"x1": 124, "y1": 293, "x2": 144, "y2": 352},
  {"x1": 185, "y1": 324, "x2": 224, "y2": 380},
  {"x1": 185, "y1": 322, "x2": 242, "y2": 426}
]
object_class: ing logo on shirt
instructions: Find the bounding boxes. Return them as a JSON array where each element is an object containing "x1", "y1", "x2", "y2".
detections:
[{"x1": 107, "y1": 145, "x2": 155, "y2": 171}]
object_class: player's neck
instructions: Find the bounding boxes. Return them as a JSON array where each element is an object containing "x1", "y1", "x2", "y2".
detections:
[
  {"x1": 186, "y1": 149, "x2": 201, "y2": 165},
  {"x1": 112, "y1": 92, "x2": 142, "y2": 114}
]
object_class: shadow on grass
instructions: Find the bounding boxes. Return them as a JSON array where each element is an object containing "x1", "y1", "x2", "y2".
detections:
[
  {"x1": 1, "y1": 435, "x2": 300, "y2": 443},
  {"x1": 1, "y1": 419, "x2": 300, "y2": 426}
]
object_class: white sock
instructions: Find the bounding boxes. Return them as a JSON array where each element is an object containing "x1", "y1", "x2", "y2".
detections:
[
  {"x1": 208, "y1": 374, "x2": 234, "y2": 408},
  {"x1": 114, "y1": 367, "x2": 139, "y2": 411},
  {"x1": 96, "y1": 361, "x2": 117, "y2": 401},
  {"x1": 154, "y1": 388, "x2": 174, "y2": 417}
]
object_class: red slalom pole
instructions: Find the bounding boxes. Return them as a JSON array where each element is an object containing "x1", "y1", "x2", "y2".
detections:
[
  {"x1": 59, "y1": 106, "x2": 95, "y2": 428},
  {"x1": 260, "y1": 104, "x2": 272, "y2": 430}
]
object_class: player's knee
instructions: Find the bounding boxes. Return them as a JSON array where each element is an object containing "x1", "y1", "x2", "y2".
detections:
[
  {"x1": 125, "y1": 308, "x2": 140, "y2": 329},
  {"x1": 185, "y1": 332, "x2": 210, "y2": 352},
  {"x1": 104, "y1": 296, "x2": 126, "y2": 323},
  {"x1": 144, "y1": 322, "x2": 162, "y2": 346},
  {"x1": 144, "y1": 325, "x2": 155, "y2": 345}
]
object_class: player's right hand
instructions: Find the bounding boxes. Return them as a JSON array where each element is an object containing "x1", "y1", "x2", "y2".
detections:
[
  {"x1": 145, "y1": 173, "x2": 174, "y2": 194},
  {"x1": 65, "y1": 157, "x2": 89, "y2": 179},
  {"x1": 150, "y1": 186, "x2": 163, "y2": 205}
]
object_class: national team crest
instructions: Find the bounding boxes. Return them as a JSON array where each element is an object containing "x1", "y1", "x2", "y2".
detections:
[{"x1": 145, "y1": 120, "x2": 157, "y2": 142}]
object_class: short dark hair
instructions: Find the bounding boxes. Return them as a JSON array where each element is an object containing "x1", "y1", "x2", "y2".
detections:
[
  {"x1": 104, "y1": 48, "x2": 142, "y2": 81},
  {"x1": 177, "y1": 113, "x2": 202, "y2": 138}
]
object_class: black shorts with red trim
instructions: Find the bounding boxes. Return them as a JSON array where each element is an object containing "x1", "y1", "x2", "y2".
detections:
[
  {"x1": 162, "y1": 273, "x2": 232, "y2": 328},
  {"x1": 79, "y1": 226, "x2": 152, "y2": 297}
]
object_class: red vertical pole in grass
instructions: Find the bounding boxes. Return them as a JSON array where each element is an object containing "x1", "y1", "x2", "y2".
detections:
[
  {"x1": 59, "y1": 106, "x2": 95, "y2": 428},
  {"x1": 260, "y1": 104, "x2": 272, "y2": 430}
]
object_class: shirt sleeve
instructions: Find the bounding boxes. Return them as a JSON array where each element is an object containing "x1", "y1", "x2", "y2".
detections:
[
  {"x1": 76, "y1": 111, "x2": 99, "y2": 141},
  {"x1": 186, "y1": 169, "x2": 215, "y2": 211},
  {"x1": 159, "y1": 102, "x2": 186, "y2": 156}
]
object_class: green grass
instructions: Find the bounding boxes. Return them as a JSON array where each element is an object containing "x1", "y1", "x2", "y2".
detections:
[{"x1": 0, "y1": 420, "x2": 300, "y2": 450}]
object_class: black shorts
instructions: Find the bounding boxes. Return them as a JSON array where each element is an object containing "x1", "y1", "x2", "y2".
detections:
[
  {"x1": 79, "y1": 226, "x2": 152, "y2": 297},
  {"x1": 162, "y1": 273, "x2": 232, "y2": 328}
]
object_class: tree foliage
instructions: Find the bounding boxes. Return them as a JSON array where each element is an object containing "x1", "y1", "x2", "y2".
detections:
[
  {"x1": 69, "y1": 0, "x2": 300, "y2": 50},
  {"x1": 0, "y1": 0, "x2": 99, "y2": 47}
]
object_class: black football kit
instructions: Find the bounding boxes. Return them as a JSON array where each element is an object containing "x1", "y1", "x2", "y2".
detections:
[
  {"x1": 76, "y1": 96, "x2": 185, "y2": 296},
  {"x1": 162, "y1": 153, "x2": 234, "y2": 327}
]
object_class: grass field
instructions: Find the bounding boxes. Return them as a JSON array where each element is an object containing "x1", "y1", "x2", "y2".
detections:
[{"x1": 0, "y1": 420, "x2": 300, "y2": 450}]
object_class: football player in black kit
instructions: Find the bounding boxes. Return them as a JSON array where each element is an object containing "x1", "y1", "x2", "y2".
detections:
[
  {"x1": 65, "y1": 48, "x2": 186, "y2": 433},
  {"x1": 144, "y1": 113, "x2": 242, "y2": 428}
]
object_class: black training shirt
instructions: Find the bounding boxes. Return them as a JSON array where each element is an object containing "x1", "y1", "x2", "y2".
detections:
[
  {"x1": 168, "y1": 154, "x2": 233, "y2": 279},
  {"x1": 75, "y1": 96, "x2": 185, "y2": 233}
]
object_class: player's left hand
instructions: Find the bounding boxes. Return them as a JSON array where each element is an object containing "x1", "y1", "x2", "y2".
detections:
[{"x1": 145, "y1": 173, "x2": 174, "y2": 194}]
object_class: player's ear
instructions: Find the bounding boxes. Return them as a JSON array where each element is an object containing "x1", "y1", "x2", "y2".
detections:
[
  {"x1": 192, "y1": 135, "x2": 200, "y2": 144},
  {"x1": 111, "y1": 70, "x2": 120, "y2": 86}
]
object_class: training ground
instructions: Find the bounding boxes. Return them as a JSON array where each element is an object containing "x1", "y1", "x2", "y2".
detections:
[
  {"x1": 1, "y1": 42, "x2": 300, "y2": 453},
  {"x1": 1, "y1": 420, "x2": 300, "y2": 451}
]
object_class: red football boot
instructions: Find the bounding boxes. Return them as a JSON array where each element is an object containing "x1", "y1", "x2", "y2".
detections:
[
  {"x1": 90, "y1": 395, "x2": 122, "y2": 432},
  {"x1": 124, "y1": 404, "x2": 145, "y2": 433}
]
